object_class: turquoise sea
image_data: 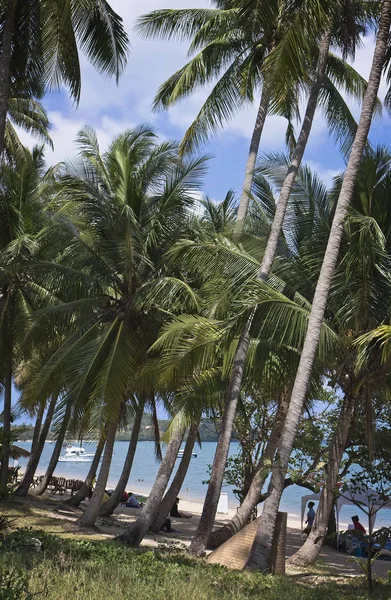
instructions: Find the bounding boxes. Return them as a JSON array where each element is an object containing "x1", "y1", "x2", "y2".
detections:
[{"x1": 16, "y1": 440, "x2": 391, "y2": 531}]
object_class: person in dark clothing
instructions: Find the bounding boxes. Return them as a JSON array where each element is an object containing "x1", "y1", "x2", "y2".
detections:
[
  {"x1": 160, "y1": 518, "x2": 175, "y2": 532},
  {"x1": 170, "y1": 498, "x2": 182, "y2": 517},
  {"x1": 170, "y1": 497, "x2": 192, "y2": 519}
]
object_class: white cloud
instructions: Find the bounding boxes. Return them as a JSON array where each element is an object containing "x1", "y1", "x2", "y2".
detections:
[
  {"x1": 306, "y1": 160, "x2": 342, "y2": 188},
  {"x1": 17, "y1": 111, "x2": 137, "y2": 165}
]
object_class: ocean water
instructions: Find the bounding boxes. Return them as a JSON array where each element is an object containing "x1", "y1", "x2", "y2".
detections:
[{"x1": 15, "y1": 440, "x2": 391, "y2": 531}]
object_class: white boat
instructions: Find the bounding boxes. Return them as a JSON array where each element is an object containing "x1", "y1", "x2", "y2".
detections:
[
  {"x1": 58, "y1": 445, "x2": 94, "y2": 462},
  {"x1": 177, "y1": 449, "x2": 197, "y2": 459}
]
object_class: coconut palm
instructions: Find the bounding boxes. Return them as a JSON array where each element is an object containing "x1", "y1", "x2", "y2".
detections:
[
  {"x1": 137, "y1": 0, "x2": 366, "y2": 223},
  {"x1": 0, "y1": 0, "x2": 129, "y2": 154},
  {"x1": 141, "y1": 0, "x2": 376, "y2": 555},
  {"x1": 117, "y1": 413, "x2": 187, "y2": 546},
  {"x1": 287, "y1": 148, "x2": 391, "y2": 565},
  {"x1": 234, "y1": 148, "x2": 391, "y2": 564},
  {"x1": 20, "y1": 125, "x2": 209, "y2": 525},
  {"x1": 5, "y1": 96, "x2": 52, "y2": 161},
  {"x1": 98, "y1": 395, "x2": 146, "y2": 517},
  {"x1": 0, "y1": 146, "x2": 62, "y2": 485},
  {"x1": 246, "y1": 0, "x2": 391, "y2": 571}
]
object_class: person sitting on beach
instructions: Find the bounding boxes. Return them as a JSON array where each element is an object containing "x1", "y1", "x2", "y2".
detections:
[
  {"x1": 303, "y1": 501, "x2": 316, "y2": 536},
  {"x1": 126, "y1": 493, "x2": 140, "y2": 508},
  {"x1": 160, "y1": 518, "x2": 175, "y2": 533},
  {"x1": 170, "y1": 497, "x2": 192, "y2": 519},
  {"x1": 121, "y1": 491, "x2": 129, "y2": 504},
  {"x1": 352, "y1": 515, "x2": 366, "y2": 534}
]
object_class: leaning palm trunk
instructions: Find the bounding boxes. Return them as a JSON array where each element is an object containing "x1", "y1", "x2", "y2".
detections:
[
  {"x1": 235, "y1": 82, "x2": 272, "y2": 228},
  {"x1": 150, "y1": 418, "x2": 200, "y2": 532},
  {"x1": 15, "y1": 395, "x2": 57, "y2": 497},
  {"x1": 0, "y1": 0, "x2": 15, "y2": 156},
  {"x1": 77, "y1": 419, "x2": 117, "y2": 527},
  {"x1": 34, "y1": 400, "x2": 72, "y2": 496},
  {"x1": 117, "y1": 420, "x2": 185, "y2": 546},
  {"x1": 64, "y1": 432, "x2": 105, "y2": 507},
  {"x1": 0, "y1": 356, "x2": 12, "y2": 486},
  {"x1": 246, "y1": 3, "x2": 391, "y2": 571},
  {"x1": 208, "y1": 391, "x2": 289, "y2": 549},
  {"x1": 189, "y1": 32, "x2": 332, "y2": 557},
  {"x1": 30, "y1": 403, "x2": 45, "y2": 456},
  {"x1": 99, "y1": 401, "x2": 145, "y2": 517},
  {"x1": 288, "y1": 391, "x2": 356, "y2": 566}
]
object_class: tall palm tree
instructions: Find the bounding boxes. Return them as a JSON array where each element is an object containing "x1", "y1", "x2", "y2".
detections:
[
  {"x1": 188, "y1": 0, "x2": 377, "y2": 556},
  {"x1": 21, "y1": 125, "x2": 209, "y2": 524},
  {"x1": 246, "y1": 0, "x2": 391, "y2": 571},
  {"x1": 99, "y1": 396, "x2": 146, "y2": 517},
  {"x1": 285, "y1": 147, "x2": 391, "y2": 565},
  {"x1": 117, "y1": 414, "x2": 186, "y2": 546},
  {"x1": 0, "y1": 146, "x2": 61, "y2": 485},
  {"x1": 0, "y1": 0, "x2": 129, "y2": 154},
  {"x1": 137, "y1": 0, "x2": 350, "y2": 222}
]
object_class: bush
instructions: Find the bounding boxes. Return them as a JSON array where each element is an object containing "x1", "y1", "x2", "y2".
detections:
[{"x1": 0, "y1": 567, "x2": 35, "y2": 600}]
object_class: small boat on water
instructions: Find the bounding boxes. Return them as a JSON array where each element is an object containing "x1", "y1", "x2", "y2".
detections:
[
  {"x1": 177, "y1": 449, "x2": 197, "y2": 459},
  {"x1": 59, "y1": 445, "x2": 94, "y2": 462}
]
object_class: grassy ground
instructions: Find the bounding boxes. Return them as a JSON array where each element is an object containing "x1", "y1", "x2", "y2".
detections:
[{"x1": 1, "y1": 501, "x2": 391, "y2": 600}]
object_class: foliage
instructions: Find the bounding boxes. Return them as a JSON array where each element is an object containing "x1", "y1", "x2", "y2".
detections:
[{"x1": 0, "y1": 567, "x2": 36, "y2": 600}]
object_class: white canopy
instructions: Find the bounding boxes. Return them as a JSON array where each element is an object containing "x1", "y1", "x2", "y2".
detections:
[{"x1": 301, "y1": 485, "x2": 391, "y2": 535}]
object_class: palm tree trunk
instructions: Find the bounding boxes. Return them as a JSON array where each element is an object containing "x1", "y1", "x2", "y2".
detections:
[
  {"x1": 34, "y1": 399, "x2": 72, "y2": 496},
  {"x1": 189, "y1": 32, "x2": 333, "y2": 558},
  {"x1": 30, "y1": 403, "x2": 45, "y2": 456},
  {"x1": 245, "y1": 3, "x2": 391, "y2": 571},
  {"x1": 99, "y1": 401, "x2": 145, "y2": 517},
  {"x1": 117, "y1": 420, "x2": 185, "y2": 546},
  {"x1": 64, "y1": 431, "x2": 105, "y2": 507},
  {"x1": 77, "y1": 419, "x2": 117, "y2": 528},
  {"x1": 188, "y1": 326, "x2": 251, "y2": 556},
  {"x1": 256, "y1": 28, "x2": 331, "y2": 279},
  {"x1": 288, "y1": 391, "x2": 356, "y2": 566},
  {"x1": 15, "y1": 395, "x2": 57, "y2": 497},
  {"x1": 0, "y1": 354, "x2": 12, "y2": 486},
  {"x1": 235, "y1": 82, "x2": 272, "y2": 228},
  {"x1": 208, "y1": 391, "x2": 289, "y2": 549},
  {"x1": 0, "y1": 0, "x2": 16, "y2": 156},
  {"x1": 150, "y1": 417, "x2": 200, "y2": 532}
]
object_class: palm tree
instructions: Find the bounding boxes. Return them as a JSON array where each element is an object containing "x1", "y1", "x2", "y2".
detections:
[
  {"x1": 21, "y1": 125, "x2": 209, "y2": 525},
  {"x1": 143, "y1": 0, "x2": 374, "y2": 555},
  {"x1": 117, "y1": 415, "x2": 186, "y2": 546},
  {"x1": 34, "y1": 397, "x2": 73, "y2": 496},
  {"x1": 0, "y1": 0, "x2": 129, "y2": 154},
  {"x1": 189, "y1": 1, "x2": 378, "y2": 556},
  {"x1": 14, "y1": 394, "x2": 57, "y2": 496},
  {"x1": 137, "y1": 0, "x2": 342, "y2": 222},
  {"x1": 98, "y1": 396, "x2": 146, "y2": 517},
  {"x1": 150, "y1": 415, "x2": 200, "y2": 532},
  {"x1": 0, "y1": 146, "x2": 61, "y2": 485},
  {"x1": 246, "y1": 0, "x2": 391, "y2": 571},
  {"x1": 5, "y1": 96, "x2": 52, "y2": 161},
  {"x1": 64, "y1": 430, "x2": 105, "y2": 507},
  {"x1": 285, "y1": 147, "x2": 391, "y2": 565}
]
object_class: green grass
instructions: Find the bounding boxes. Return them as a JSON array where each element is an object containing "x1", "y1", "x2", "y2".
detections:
[{"x1": 1, "y1": 528, "x2": 391, "y2": 600}]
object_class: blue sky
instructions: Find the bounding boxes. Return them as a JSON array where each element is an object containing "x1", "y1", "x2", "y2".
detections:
[{"x1": 10, "y1": 0, "x2": 391, "y2": 419}]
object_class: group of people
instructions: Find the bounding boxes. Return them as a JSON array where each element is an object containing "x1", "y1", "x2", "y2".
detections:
[{"x1": 304, "y1": 501, "x2": 367, "y2": 537}]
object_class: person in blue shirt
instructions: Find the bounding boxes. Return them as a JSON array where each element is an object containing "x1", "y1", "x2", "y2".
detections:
[
  {"x1": 303, "y1": 501, "x2": 316, "y2": 536},
  {"x1": 126, "y1": 493, "x2": 140, "y2": 508}
]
